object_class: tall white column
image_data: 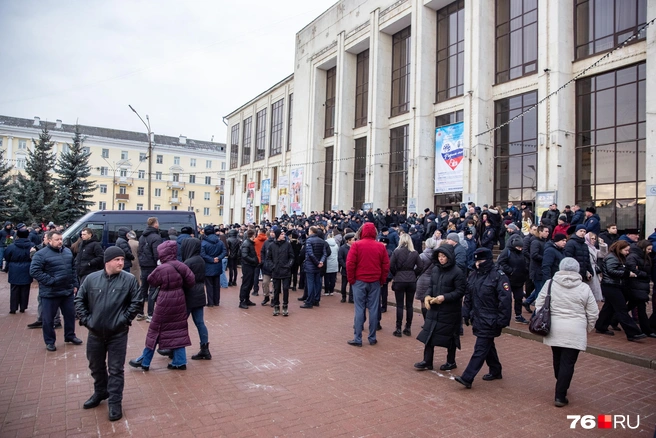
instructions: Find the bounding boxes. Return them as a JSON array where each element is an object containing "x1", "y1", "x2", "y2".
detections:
[
  {"x1": 463, "y1": 0, "x2": 495, "y2": 205},
  {"x1": 368, "y1": 9, "x2": 392, "y2": 209},
  {"x1": 645, "y1": 0, "x2": 656, "y2": 232},
  {"x1": 6, "y1": 136, "x2": 13, "y2": 161}
]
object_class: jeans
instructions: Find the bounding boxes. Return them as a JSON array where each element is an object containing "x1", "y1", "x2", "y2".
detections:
[
  {"x1": 240, "y1": 264, "x2": 255, "y2": 303},
  {"x1": 41, "y1": 294, "x2": 76, "y2": 345},
  {"x1": 595, "y1": 284, "x2": 642, "y2": 338},
  {"x1": 252, "y1": 265, "x2": 261, "y2": 294},
  {"x1": 220, "y1": 258, "x2": 228, "y2": 288},
  {"x1": 305, "y1": 272, "x2": 322, "y2": 305},
  {"x1": 510, "y1": 285, "x2": 524, "y2": 316},
  {"x1": 228, "y1": 257, "x2": 239, "y2": 284},
  {"x1": 324, "y1": 272, "x2": 337, "y2": 294},
  {"x1": 526, "y1": 279, "x2": 544, "y2": 305},
  {"x1": 205, "y1": 276, "x2": 220, "y2": 306},
  {"x1": 393, "y1": 282, "x2": 416, "y2": 329},
  {"x1": 140, "y1": 267, "x2": 156, "y2": 316},
  {"x1": 352, "y1": 280, "x2": 381, "y2": 344},
  {"x1": 461, "y1": 337, "x2": 502, "y2": 383},
  {"x1": 138, "y1": 346, "x2": 186, "y2": 367},
  {"x1": 551, "y1": 346, "x2": 580, "y2": 400},
  {"x1": 189, "y1": 307, "x2": 209, "y2": 344},
  {"x1": 36, "y1": 294, "x2": 61, "y2": 324},
  {"x1": 272, "y1": 277, "x2": 291, "y2": 306},
  {"x1": 87, "y1": 331, "x2": 128, "y2": 404},
  {"x1": 10, "y1": 284, "x2": 30, "y2": 312},
  {"x1": 262, "y1": 274, "x2": 271, "y2": 296}
]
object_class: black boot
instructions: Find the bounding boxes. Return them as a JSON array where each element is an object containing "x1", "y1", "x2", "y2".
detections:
[
  {"x1": 191, "y1": 343, "x2": 212, "y2": 360},
  {"x1": 282, "y1": 305, "x2": 289, "y2": 316},
  {"x1": 273, "y1": 305, "x2": 280, "y2": 316},
  {"x1": 393, "y1": 325, "x2": 402, "y2": 337},
  {"x1": 261, "y1": 296, "x2": 270, "y2": 306}
]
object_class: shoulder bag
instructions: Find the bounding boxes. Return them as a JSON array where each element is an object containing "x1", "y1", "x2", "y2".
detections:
[{"x1": 528, "y1": 280, "x2": 552, "y2": 336}]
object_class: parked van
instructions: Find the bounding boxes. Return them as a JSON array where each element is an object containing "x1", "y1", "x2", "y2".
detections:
[{"x1": 62, "y1": 210, "x2": 197, "y2": 248}]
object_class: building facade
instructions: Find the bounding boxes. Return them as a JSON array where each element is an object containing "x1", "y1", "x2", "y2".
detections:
[
  {"x1": 0, "y1": 115, "x2": 226, "y2": 222},
  {"x1": 224, "y1": 0, "x2": 655, "y2": 232}
]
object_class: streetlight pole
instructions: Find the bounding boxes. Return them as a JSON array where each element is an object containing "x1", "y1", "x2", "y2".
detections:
[{"x1": 129, "y1": 105, "x2": 153, "y2": 209}]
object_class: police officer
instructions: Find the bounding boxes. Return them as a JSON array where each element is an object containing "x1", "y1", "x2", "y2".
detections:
[{"x1": 455, "y1": 247, "x2": 512, "y2": 389}]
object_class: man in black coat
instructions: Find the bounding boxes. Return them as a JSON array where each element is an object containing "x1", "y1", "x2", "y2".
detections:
[
  {"x1": 541, "y1": 233, "x2": 567, "y2": 282},
  {"x1": 115, "y1": 227, "x2": 135, "y2": 273},
  {"x1": 75, "y1": 246, "x2": 141, "y2": 422},
  {"x1": 226, "y1": 229, "x2": 241, "y2": 286},
  {"x1": 30, "y1": 230, "x2": 82, "y2": 351},
  {"x1": 137, "y1": 217, "x2": 164, "y2": 320},
  {"x1": 524, "y1": 226, "x2": 549, "y2": 309},
  {"x1": 238, "y1": 230, "x2": 259, "y2": 309},
  {"x1": 338, "y1": 233, "x2": 355, "y2": 303},
  {"x1": 455, "y1": 248, "x2": 512, "y2": 389},
  {"x1": 564, "y1": 225, "x2": 593, "y2": 282},
  {"x1": 497, "y1": 234, "x2": 528, "y2": 324},
  {"x1": 75, "y1": 228, "x2": 105, "y2": 286},
  {"x1": 264, "y1": 229, "x2": 295, "y2": 316}
]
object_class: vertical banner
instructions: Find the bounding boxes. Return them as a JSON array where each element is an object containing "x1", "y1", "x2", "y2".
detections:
[
  {"x1": 407, "y1": 198, "x2": 417, "y2": 214},
  {"x1": 435, "y1": 122, "x2": 465, "y2": 193},
  {"x1": 246, "y1": 182, "x2": 255, "y2": 224},
  {"x1": 535, "y1": 191, "x2": 557, "y2": 224},
  {"x1": 261, "y1": 179, "x2": 271, "y2": 221},
  {"x1": 291, "y1": 167, "x2": 304, "y2": 214},
  {"x1": 278, "y1": 175, "x2": 289, "y2": 217}
]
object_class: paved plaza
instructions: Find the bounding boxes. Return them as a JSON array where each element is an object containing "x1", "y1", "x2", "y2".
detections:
[{"x1": 0, "y1": 275, "x2": 655, "y2": 437}]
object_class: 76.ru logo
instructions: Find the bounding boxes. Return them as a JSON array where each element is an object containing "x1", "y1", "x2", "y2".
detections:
[{"x1": 567, "y1": 415, "x2": 640, "y2": 429}]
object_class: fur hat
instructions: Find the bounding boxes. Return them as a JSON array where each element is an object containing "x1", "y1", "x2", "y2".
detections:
[{"x1": 473, "y1": 247, "x2": 493, "y2": 261}]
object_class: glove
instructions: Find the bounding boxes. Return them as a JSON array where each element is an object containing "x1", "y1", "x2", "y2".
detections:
[{"x1": 463, "y1": 318, "x2": 470, "y2": 327}]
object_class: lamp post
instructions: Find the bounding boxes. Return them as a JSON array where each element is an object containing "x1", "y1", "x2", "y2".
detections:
[{"x1": 129, "y1": 105, "x2": 153, "y2": 209}]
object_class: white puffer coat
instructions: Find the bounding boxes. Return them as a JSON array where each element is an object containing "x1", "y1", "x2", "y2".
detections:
[
  {"x1": 535, "y1": 271, "x2": 599, "y2": 351},
  {"x1": 325, "y1": 238, "x2": 339, "y2": 274}
]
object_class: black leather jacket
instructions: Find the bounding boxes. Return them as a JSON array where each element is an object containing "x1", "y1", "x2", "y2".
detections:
[
  {"x1": 75, "y1": 270, "x2": 141, "y2": 337},
  {"x1": 600, "y1": 253, "x2": 629, "y2": 286}
]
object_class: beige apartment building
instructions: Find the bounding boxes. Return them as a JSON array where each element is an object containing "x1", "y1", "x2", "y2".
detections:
[{"x1": 0, "y1": 115, "x2": 226, "y2": 222}]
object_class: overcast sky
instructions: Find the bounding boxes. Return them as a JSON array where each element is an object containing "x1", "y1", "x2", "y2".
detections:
[{"x1": 0, "y1": 0, "x2": 336, "y2": 144}]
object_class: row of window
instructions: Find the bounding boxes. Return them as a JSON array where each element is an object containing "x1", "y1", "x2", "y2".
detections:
[
  {"x1": 96, "y1": 168, "x2": 215, "y2": 185},
  {"x1": 98, "y1": 185, "x2": 216, "y2": 200},
  {"x1": 97, "y1": 201, "x2": 215, "y2": 215},
  {"x1": 100, "y1": 149, "x2": 215, "y2": 168},
  {"x1": 230, "y1": 94, "x2": 293, "y2": 169}
]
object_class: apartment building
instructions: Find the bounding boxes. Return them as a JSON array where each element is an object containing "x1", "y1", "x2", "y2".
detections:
[{"x1": 0, "y1": 115, "x2": 226, "y2": 221}]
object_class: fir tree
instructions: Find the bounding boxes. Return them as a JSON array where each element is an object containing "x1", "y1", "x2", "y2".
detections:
[
  {"x1": 54, "y1": 124, "x2": 95, "y2": 224},
  {"x1": 0, "y1": 149, "x2": 16, "y2": 223},
  {"x1": 13, "y1": 126, "x2": 58, "y2": 224}
]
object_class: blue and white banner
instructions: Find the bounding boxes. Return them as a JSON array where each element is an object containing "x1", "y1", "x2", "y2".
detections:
[{"x1": 435, "y1": 122, "x2": 464, "y2": 193}]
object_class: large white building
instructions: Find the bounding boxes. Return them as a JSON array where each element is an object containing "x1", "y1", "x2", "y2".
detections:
[{"x1": 225, "y1": 0, "x2": 654, "y2": 233}]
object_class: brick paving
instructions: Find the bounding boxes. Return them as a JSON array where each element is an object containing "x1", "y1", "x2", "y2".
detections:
[{"x1": 0, "y1": 274, "x2": 655, "y2": 437}]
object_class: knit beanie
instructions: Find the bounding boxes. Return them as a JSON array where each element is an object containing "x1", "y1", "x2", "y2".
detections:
[
  {"x1": 446, "y1": 233, "x2": 460, "y2": 243},
  {"x1": 553, "y1": 233, "x2": 567, "y2": 243},
  {"x1": 559, "y1": 257, "x2": 580, "y2": 273},
  {"x1": 104, "y1": 246, "x2": 125, "y2": 263}
]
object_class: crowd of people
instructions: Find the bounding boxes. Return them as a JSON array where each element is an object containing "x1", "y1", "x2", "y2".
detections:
[{"x1": 1, "y1": 200, "x2": 655, "y2": 419}]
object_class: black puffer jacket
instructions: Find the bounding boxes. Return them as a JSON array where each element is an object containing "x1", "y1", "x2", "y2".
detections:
[
  {"x1": 226, "y1": 229, "x2": 241, "y2": 259},
  {"x1": 75, "y1": 269, "x2": 141, "y2": 337},
  {"x1": 529, "y1": 237, "x2": 546, "y2": 281},
  {"x1": 600, "y1": 253, "x2": 630, "y2": 286},
  {"x1": 138, "y1": 226, "x2": 164, "y2": 268},
  {"x1": 625, "y1": 245, "x2": 651, "y2": 302},
  {"x1": 264, "y1": 238, "x2": 295, "y2": 279},
  {"x1": 181, "y1": 238, "x2": 207, "y2": 309},
  {"x1": 564, "y1": 235, "x2": 593, "y2": 279},
  {"x1": 462, "y1": 259, "x2": 512, "y2": 338},
  {"x1": 497, "y1": 235, "x2": 528, "y2": 288},
  {"x1": 541, "y1": 241, "x2": 565, "y2": 281},
  {"x1": 260, "y1": 237, "x2": 275, "y2": 276},
  {"x1": 30, "y1": 245, "x2": 79, "y2": 298},
  {"x1": 240, "y1": 238, "x2": 259, "y2": 267},
  {"x1": 75, "y1": 234, "x2": 104, "y2": 278},
  {"x1": 115, "y1": 227, "x2": 135, "y2": 270},
  {"x1": 390, "y1": 246, "x2": 422, "y2": 284},
  {"x1": 416, "y1": 245, "x2": 466, "y2": 349}
]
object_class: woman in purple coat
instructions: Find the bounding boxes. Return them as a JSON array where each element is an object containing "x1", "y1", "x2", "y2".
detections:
[{"x1": 129, "y1": 240, "x2": 195, "y2": 371}]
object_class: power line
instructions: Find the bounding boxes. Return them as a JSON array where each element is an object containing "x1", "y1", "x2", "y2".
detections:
[{"x1": 475, "y1": 17, "x2": 655, "y2": 138}]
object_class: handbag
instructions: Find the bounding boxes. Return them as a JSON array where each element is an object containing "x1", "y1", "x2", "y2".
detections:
[{"x1": 528, "y1": 280, "x2": 552, "y2": 336}]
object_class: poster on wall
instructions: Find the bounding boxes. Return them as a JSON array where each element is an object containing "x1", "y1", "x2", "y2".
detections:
[
  {"x1": 246, "y1": 182, "x2": 255, "y2": 224},
  {"x1": 278, "y1": 175, "x2": 289, "y2": 217},
  {"x1": 535, "y1": 191, "x2": 557, "y2": 224},
  {"x1": 261, "y1": 179, "x2": 271, "y2": 222},
  {"x1": 435, "y1": 122, "x2": 465, "y2": 193},
  {"x1": 290, "y1": 167, "x2": 303, "y2": 214}
]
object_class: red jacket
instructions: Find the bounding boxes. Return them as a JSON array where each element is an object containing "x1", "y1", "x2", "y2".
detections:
[
  {"x1": 346, "y1": 222, "x2": 390, "y2": 285},
  {"x1": 553, "y1": 223, "x2": 569, "y2": 237},
  {"x1": 254, "y1": 233, "x2": 268, "y2": 262}
]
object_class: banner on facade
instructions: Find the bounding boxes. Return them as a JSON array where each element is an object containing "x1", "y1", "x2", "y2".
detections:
[
  {"x1": 407, "y1": 198, "x2": 417, "y2": 214},
  {"x1": 246, "y1": 182, "x2": 255, "y2": 224},
  {"x1": 535, "y1": 191, "x2": 557, "y2": 223},
  {"x1": 261, "y1": 179, "x2": 271, "y2": 222},
  {"x1": 291, "y1": 167, "x2": 303, "y2": 215},
  {"x1": 278, "y1": 175, "x2": 289, "y2": 217},
  {"x1": 435, "y1": 122, "x2": 465, "y2": 193}
]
